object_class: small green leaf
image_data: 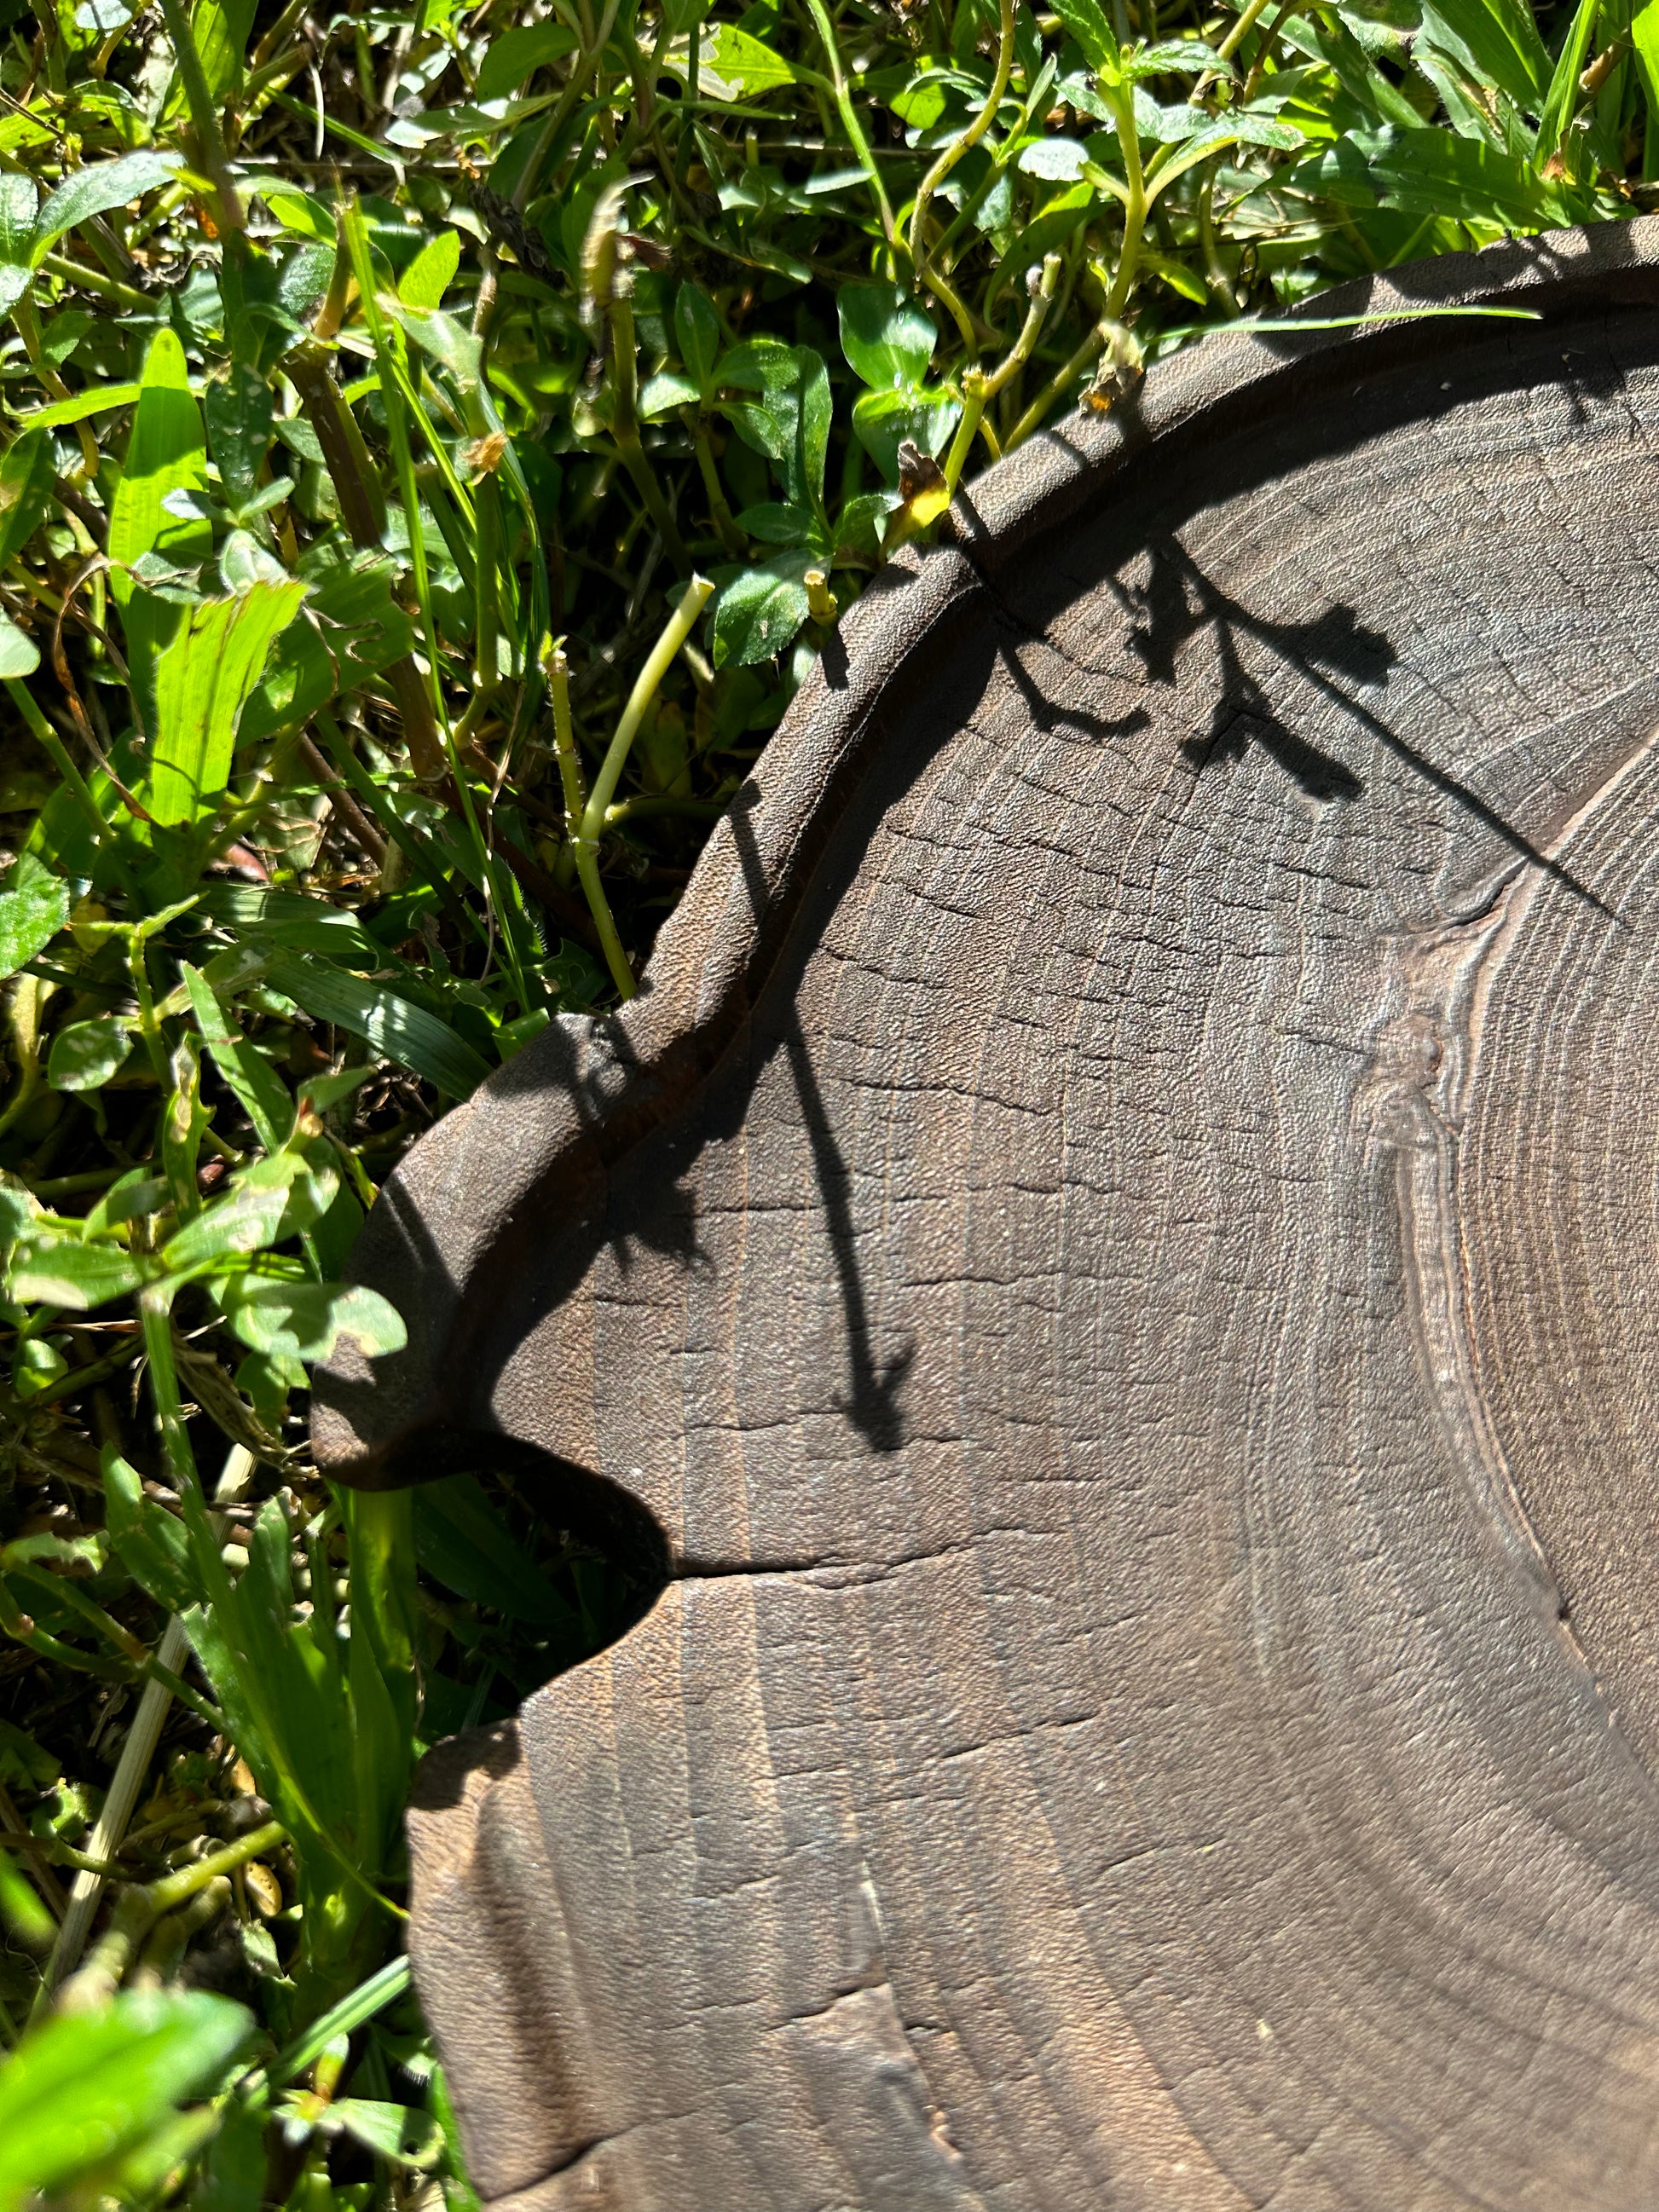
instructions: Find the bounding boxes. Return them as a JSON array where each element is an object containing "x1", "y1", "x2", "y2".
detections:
[
  {"x1": 7, "y1": 1234, "x2": 148, "y2": 1310},
  {"x1": 674, "y1": 281, "x2": 723, "y2": 395},
  {"x1": 0, "y1": 1989, "x2": 251, "y2": 2212},
  {"x1": 182, "y1": 963, "x2": 293, "y2": 1153},
  {"x1": 159, "y1": 1172, "x2": 293, "y2": 1274},
  {"x1": 387, "y1": 301, "x2": 483, "y2": 391},
  {"x1": 706, "y1": 22, "x2": 799, "y2": 93},
  {"x1": 205, "y1": 361, "x2": 273, "y2": 509},
  {"x1": 162, "y1": 1150, "x2": 335, "y2": 1276},
  {"x1": 639, "y1": 369, "x2": 701, "y2": 419},
  {"x1": 1050, "y1": 0, "x2": 1121, "y2": 78},
  {"x1": 47, "y1": 1016, "x2": 132, "y2": 1093},
  {"x1": 1018, "y1": 135, "x2": 1090, "y2": 179},
  {"x1": 851, "y1": 384, "x2": 960, "y2": 487},
  {"x1": 732, "y1": 500, "x2": 815, "y2": 545},
  {"x1": 710, "y1": 548, "x2": 817, "y2": 667},
  {"x1": 30, "y1": 151, "x2": 183, "y2": 265},
  {"x1": 221, "y1": 1277, "x2": 408, "y2": 1363},
  {"x1": 0, "y1": 429, "x2": 56, "y2": 568},
  {"x1": 0, "y1": 609, "x2": 38, "y2": 678},
  {"x1": 328, "y1": 2101, "x2": 443, "y2": 2170},
  {"x1": 103, "y1": 1448, "x2": 198, "y2": 1613},
  {"x1": 83, "y1": 1170, "x2": 170, "y2": 1237},
  {"x1": 261, "y1": 188, "x2": 337, "y2": 243},
  {"x1": 397, "y1": 227, "x2": 462, "y2": 309},
  {"x1": 238, "y1": 552, "x2": 415, "y2": 745},
  {"x1": 476, "y1": 19, "x2": 577, "y2": 99},
  {"x1": 0, "y1": 854, "x2": 69, "y2": 980},
  {"x1": 838, "y1": 284, "x2": 937, "y2": 392},
  {"x1": 1124, "y1": 35, "x2": 1226, "y2": 74},
  {"x1": 0, "y1": 174, "x2": 38, "y2": 315}
]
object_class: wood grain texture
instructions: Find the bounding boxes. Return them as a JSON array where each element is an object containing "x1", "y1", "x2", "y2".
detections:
[{"x1": 316, "y1": 216, "x2": 1659, "y2": 2208}]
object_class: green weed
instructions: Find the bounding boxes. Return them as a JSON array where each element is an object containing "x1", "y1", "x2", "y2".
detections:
[{"x1": 0, "y1": 0, "x2": 1647, "y2": 2195}]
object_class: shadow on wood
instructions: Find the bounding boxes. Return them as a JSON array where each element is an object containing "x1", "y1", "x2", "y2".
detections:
[{"x1": 316, "y1": 214, "x2": 1659, "y2": 2209}]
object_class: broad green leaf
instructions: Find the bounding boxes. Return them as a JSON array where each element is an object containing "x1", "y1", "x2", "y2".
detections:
[
  {"x1": 1050, "y1": 0, "x2": 1121, "y2": 78},
  {"x1": 263, "y1": 952, "x2": 493, "y2": 1095},
  {"x1": 0, "y1": 1990, "x2": 251, "y2": 2212},
  {"x1": 1414, "y1": 0, "x2": 1549, "y2": 110},
  {"x1": 476, "y1": 19, "x2": 577, "y2": 99},
  {"x1": 675, "y1": 281, "x2": 722, "y2": 395},
  {"x1": 328, "y1": 2101, "x2": 443, "y2": 2169},
  {"x1": 1635, "y1": 0, "x2": 1659, "y2": 158},
  {"x1": 205, "y1": 361, "x2": 273, "y2": 508},
  {"x1": 221, "y1": 1277, "x2": 408, "y2": 1362},
  {"x1": 0, "y1": 429, "x2": 56, "y2": 567},
  {"x1": 639, "y1": 368, "x2": 701, "y2": 419},
  {"x1": 0, "y1": 174, "x2": 36, "y2": 315},
  {"x1": 103, "y1": 1447, "x2": 198, "y2": 1613},
  {"x1": 108, "y1": 328, "x2": 207, "y2": 578},
  {"x1": 0, "y1": 853, "x2": 69, "y2": 979},
  {"x1": 0, "y1": 609, "x2": 38, "y2": 677},
  {"x1": 706, "y1": 22, "x2": 799, "y2": 93},
  {"x1": 7, "y1": 1233, "x2": 148, "y2": 1308},
  {"x1": 397, "y1": 227, "x2": 462, "y2": 309},
  {"x1": 193, "y1": 0, "x2": 255, "y2": 98},
  {"x1": 838, "y1": 284, "x2": 937, "y2": 391},
  {"x1": 47, "y1": 1015, "x2": 131, "y2": 1092},
  {"x1": 148, "y1": 580, "x2": 307, "y2": 826},
  {"x1": 710, "y1": 548, "x2": 817, "y2": 667},
  {"x1": 30, "y1": 151, "x2": 183, "y2": 265}
]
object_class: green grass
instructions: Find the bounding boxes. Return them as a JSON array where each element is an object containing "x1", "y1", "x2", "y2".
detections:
[{"x1": 0, "y1": 0, "x2": 1649, "y2": 2193}]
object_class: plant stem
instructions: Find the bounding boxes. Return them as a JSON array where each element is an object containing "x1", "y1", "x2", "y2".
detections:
[
  {"x1": 153, "y1": 0, "x2": 245, "y2": 240},
  {"x1": 608, "y1": 281, "x2": 691, "y2": 570},
  {"x1": 799, "y1": 0, "x2": 896, "y2": 244},
  {"x1": 910, "y1": 0, "x2": 1014, "y2": 326},
  {"x1": 43, "y1": 1612, "x2": 194, "y2": 1993},
  {"x1": 286, "y1": 347, "x2": 443, "y2": 781},
  {"x1": 572, "y1": 576, "x2": 713, "y2": 998},
  {"x1": 945, "y1": 252, "x2": 1061, "y2": 485},
  {"x1": 1217, "y1": 0, "x2": 1277, "y2": 61}
]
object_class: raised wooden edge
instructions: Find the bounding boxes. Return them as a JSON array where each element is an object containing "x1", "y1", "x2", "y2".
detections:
[{"x1": 313, "y1": 211, "x2": 1659, "y2": 1490}]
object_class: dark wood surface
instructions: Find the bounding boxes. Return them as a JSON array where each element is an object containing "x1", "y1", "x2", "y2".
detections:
[{"x1": 316, "y1": 217, "x2": 1659, "y2": 2209}]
